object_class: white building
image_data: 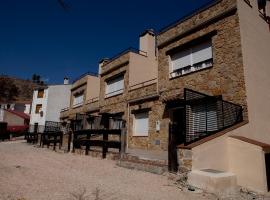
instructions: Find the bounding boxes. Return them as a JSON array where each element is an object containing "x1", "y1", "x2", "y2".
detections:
[{"x1": 29, "y1": 78, "x2": 71, "y2": 132}]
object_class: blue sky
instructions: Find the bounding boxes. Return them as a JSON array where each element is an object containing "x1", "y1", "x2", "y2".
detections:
[{"x1": 0, "y1": 0, "x2": 213, "y2": 84}]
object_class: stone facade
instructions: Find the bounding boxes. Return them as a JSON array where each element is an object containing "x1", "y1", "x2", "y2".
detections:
[{"x1": 157, "y1": 0, "x2": 248, "y2": 119}]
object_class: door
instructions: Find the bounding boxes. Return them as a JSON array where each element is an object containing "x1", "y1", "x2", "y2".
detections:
[
  {"x1": 265, "y1": 153, "x2": 270, "y2": 191},
  {"x1": 34, "y1": 123, "x2": 38, "y2": 133},
  {"x1": 168, "y1": 108, "x2": 185, "y2": 172}
]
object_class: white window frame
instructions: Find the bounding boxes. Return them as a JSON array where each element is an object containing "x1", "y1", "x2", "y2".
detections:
[
  {"x1": 133, "y1": 112, "x2": 149, "y2": 137},
  {"x1": 170, "y1": 40, "x2": 213, "y2": 78},
  {"x1": 105, "y1": 75, "x2": 124, "y2": 98}
]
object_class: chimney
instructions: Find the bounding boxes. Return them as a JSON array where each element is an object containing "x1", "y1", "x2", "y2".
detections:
[
  {"x1": 64, "y1": 77, "x2": 69, "y2": 85},
  {"x1": 98, "y1": 58, "x2": 110, "y2": 75},
  {"x1": 139, "y1": 29, "x2": 156, "y2": 58}
]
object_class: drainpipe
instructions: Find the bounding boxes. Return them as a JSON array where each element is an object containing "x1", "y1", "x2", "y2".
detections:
[{"x1": 126, "y1": 102, "x2": 130, "y2": 151}]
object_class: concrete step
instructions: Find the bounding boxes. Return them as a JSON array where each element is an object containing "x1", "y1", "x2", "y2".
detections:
[{"x1": 118, "y1": 154, "x2": 168, "y2": 175}]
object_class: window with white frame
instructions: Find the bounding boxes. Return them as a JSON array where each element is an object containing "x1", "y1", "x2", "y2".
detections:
[
  {"x1": 170, "y1": 40, "x2": 213, "y2": 78},
  {"x1": 133, "y1": 112, "x2": 149, "y2": 136},
  {"x1": 73, "y1": 94, "x2": 84, "y2": 107},
  {"x1": 105, "y1": 75, "x2": 124, "y2": 97}
]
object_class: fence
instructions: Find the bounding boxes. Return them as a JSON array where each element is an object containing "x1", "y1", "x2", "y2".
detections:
[
  {"x1": 73, "y1": 113, "x2": 125, "y2": 131},
  {"x1": 184, "y1": 89, "x2": 243, "y2": 144}
]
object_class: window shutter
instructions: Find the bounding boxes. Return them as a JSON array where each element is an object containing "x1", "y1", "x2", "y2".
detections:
[
  {"x1": 106, "y1": 75, "x2": 124, "y2": 96},
  {"x1": 192, "y1": 40, "x2": 212, "y2": 65},
  {"x1": 73, "y1": 94, "x2": 83, "y2": 106},
  {"x1": 171, "y1": 48, "x2": 192, "y2": 71},
  {"x1": 134, "y1": 112, "x2": 149, "y2": 136}
]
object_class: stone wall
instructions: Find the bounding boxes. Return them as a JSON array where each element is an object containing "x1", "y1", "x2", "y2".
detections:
[
  {"x1": 178, "y1": 149, "x2": 193, "y2": 172},
  {"x1": 128, "y1": 99, "x2": 167, "y2": 150}
]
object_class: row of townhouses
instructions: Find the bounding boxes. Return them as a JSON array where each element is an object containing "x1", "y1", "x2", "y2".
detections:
[{"x1": 29, "y1": 0, "x2": 270, "y2": 194}]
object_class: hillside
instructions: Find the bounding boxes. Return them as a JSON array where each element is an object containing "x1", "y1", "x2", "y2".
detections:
[{"x1": 0, "y1": 75, "x2": 39, "y2": 103}]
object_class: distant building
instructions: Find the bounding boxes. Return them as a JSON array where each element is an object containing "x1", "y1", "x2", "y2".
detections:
[
  {"x1": 29, "y1": 78, "x2": 71, "y2": 132},
  {"x1": 0, "y1": 100, "x2": 31, "y2": 114},
  {"x1": 0, "y1": 109, "x2": 30, "y2": 133}
]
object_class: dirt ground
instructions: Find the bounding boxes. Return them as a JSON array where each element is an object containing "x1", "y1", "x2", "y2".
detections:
[
  {"x1": 0, "y1": 140, "x2": 219, "y2": 200},
  {"x1": 0, "y1": 140, "x2": 268, "y2": 200}
]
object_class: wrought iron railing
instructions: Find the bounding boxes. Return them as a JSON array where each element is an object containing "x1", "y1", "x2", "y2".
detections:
[{"x1": 184, "y1": 89, "x2": 243, "y2": 144}]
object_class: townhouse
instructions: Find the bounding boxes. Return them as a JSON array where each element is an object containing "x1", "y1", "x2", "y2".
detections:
[
  {"x1": 155, "y1": 0, "x2": 270, "y2": 193},
  {"x1": 60, "y1": 72, "x2": 100, "y2": 130},
  {"x1": 59, "y1": 0, "x2": 270, "y2": 194}
]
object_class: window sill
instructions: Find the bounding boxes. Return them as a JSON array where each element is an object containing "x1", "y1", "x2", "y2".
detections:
[
  {"x1": 169, "y1": 65, "x2": 213, "y2": 80},
  {"x1": 105, "y1": 92, "x2": 123, "y2": 99},
  {"x1": 72, "y1": 104, "x2": 83, "y2": 108},
  {"x1": 132, "y1": 135, "x2": 149, "y2": 137}
]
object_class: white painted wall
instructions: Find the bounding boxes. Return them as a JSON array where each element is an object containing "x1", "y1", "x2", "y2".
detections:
[
  {"x1": 30, "y1": 84, "x2": 71, "y2": 127},
  {"x1": 46, "y1": 84, "x2": 71, "y2": 122}
]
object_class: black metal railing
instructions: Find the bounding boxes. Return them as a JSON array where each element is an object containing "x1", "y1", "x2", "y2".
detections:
[
  {"x1": 184, "y1": 89, "x2": 243, "y2": 144},
  {"x1": 28, "y1": 121, "x2": 62, "y2": 133},
  {"x1": 72, "y1": 113, "x2": 125, "y2": 132}
]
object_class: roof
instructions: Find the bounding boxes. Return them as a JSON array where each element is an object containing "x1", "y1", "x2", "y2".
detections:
[
  {"x1": 229, "y1": 136, "x2": 270, "y2": 152},
  {"x1": 6, "y1": 109, "x2": 30, "y2": 120}
]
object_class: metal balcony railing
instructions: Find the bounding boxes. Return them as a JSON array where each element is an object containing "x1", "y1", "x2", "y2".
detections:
[{"x1": 184, "y1": 89, "x2": 243, "y2": 144}]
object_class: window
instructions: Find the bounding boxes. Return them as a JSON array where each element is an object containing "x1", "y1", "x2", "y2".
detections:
[
  {"x1": 37, "y1": 89, "x2": 44, "y2": 98},
  {"x1": 133, "y1": 112, "x2": 149, "y2": 136},
  {"x1": 105, "y1": 75, "x2": 124, "y2": 97},
  {"x1": 170, "y1": 40, "x2": 213, "y2": 78},
  {"x1": 35, "y1": 104, "x2": 42, "y2": 114},
  {"x1": 73, "y1": 94, "x2": 84, "y2": 107}
]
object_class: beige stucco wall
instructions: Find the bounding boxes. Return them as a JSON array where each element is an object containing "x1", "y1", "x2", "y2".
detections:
[
  {"x1": 192, "y1": 135, "x2": 229, "y2": 171},
  {"x1": 129, "y1": 52, "x2": 158, "y2": 89},
  {"x1": 3, "y1": 111, "x2": 25, "y2": 126},
  {"x1": 86, "y1": 75, "x2": 100, "y2": 100},
  {"x1": 234, "y1": 0, "x2": 270, "y2": 143},
  {"x1": 227, "y1": 137, "x2": 267, "y2": 193}
]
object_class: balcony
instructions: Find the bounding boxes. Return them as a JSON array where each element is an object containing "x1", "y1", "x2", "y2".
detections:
[{"x1": 169, "y1": 89, "x2": 243, "y2": 145}]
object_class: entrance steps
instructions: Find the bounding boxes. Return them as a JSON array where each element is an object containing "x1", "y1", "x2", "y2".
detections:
[
  {"x1": 188, "y1": 169, "x2": 237, "y2": 198},
  {"x1": 118, "y1": 149, "x2": 168, "y2": 174}
]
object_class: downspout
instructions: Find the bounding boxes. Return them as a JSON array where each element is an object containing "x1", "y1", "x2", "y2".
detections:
[{"x1": 126, "y1": 102, "x2": 130, "y2": 151}]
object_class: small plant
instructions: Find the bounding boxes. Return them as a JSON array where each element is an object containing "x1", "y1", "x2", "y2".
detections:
[{"x1": 69, "y1": 187, "x2": 90, "y2": 200}]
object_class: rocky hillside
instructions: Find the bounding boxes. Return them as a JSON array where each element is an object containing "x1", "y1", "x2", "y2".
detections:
[{"x1": 0, "y1": 75, "x2": 38, "y2": 103}]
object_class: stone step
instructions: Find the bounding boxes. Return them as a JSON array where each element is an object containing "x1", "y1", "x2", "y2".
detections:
[
  {"x1": 118, "y1": 155, "x2": 168, "y2": 175},
  {"x1": 121, "y1": 153, "x2": 168, "y2": 165}
]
